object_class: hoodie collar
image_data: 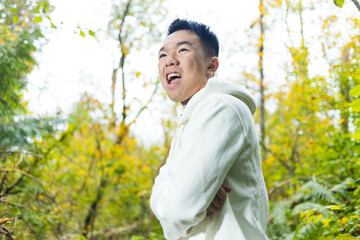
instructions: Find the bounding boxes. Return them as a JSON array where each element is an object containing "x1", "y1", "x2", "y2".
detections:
[{"x1": 178, "y1": 77, "x2": 256, "y2": 125}]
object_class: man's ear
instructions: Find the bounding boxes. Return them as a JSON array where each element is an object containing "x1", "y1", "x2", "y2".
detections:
[{"x1": 207, "y1": 57, "x2": 219, "y2": 77}]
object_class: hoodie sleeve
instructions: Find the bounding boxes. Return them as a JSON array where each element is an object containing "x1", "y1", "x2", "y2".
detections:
[{"x1": 150, "y1": 94, "x2": 250, "y2": 239}]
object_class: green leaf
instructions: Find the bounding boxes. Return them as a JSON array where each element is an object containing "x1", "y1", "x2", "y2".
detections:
[
  {"x1": 80, "y1": 31, "x2": 85, "y2": 37},
  {"x1": 335, "y1": 234, "x2": 356, "y2": 240},
  {"x1": 350, "y1": 99, "x2": 360, "y2": 112},
  {"x1": 13, "y1": 16, "x2": 19, "y2": 23},
  {"x1": 47, "y1": 16, "x2": 57, "y2": 29},
  {"x1": 41, "y1": 1, "x2": 49, "y2": 12},
  {"x1": 88, "y1": 30, "x2": 96, "y2": 37},
  {"x1": 9, "y1": 8, "x2": 18, "y2": 13},
  {"x1": 350, "y1": 85, "x2": 360, "y2": 97},
  {"x1": 34, "y1": 16, "x2": 42, "y2": 23},
  {"x1": 334, "y1": 0, "x2": 345, "y2": 7},
  {"x1": 73, "y1": 236, "x2": 87, "y2": 240},
  {"x1": 353, "y1": 131, "x2": 360, "y2": 141}
]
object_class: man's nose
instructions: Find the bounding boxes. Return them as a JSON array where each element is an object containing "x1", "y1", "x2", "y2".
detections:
[{"x1": 165, "y1": 56, "x2": 179, "y2": 67}]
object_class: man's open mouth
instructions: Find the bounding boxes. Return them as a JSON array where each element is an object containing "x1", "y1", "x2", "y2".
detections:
[{"x1": 167, "y1": 73, "x2": 181, "y2": 83}]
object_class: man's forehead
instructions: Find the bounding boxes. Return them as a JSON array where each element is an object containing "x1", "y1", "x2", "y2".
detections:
[{"x1": 159, "y1": 30, "x2": 200, "y2": 51}]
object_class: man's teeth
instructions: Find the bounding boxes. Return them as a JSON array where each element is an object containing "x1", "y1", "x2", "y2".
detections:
[{"x1": 168, "y1": 73, "x2": 181, "y2": 81}]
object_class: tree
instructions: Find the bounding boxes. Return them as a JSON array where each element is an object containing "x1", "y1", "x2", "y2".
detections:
[
  {"x1": 0, "y1": 0, "x2": 54, "y2": 118},
  {"x1": 259, "y1": 1, "x2": 360, "y2": 238},
  {"x1": 0, "y1": 1, "x2": 57, "y2": 238},
  {"x1": 258, "y1": 0, "x2": 267, "y2": 159},
  {"x1": 80, "y1": 0, "x2": 167, "y2": 237}
]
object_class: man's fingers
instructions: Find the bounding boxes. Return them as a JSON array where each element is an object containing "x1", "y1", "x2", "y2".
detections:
[
  {"x1": 216, "y1": 186, "x2": 227, "y2": 200},
  {"x1": 207, "y1": 203, "x2": 218, "y2": 215},
  {"x1": 212, "y1": 195, "x2": 225, "y2": 208},
  {"x1": 222, "y1": 184, "x2": 232, "y2": 193},
  {"x1": 207, "y1": 184, "x2": 232, "y2": 216}
]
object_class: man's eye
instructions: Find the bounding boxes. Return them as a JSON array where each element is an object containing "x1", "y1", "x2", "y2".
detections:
[
  {"x1": 179, "y1": 48, "x2": 188, "y2": 53},
  {"x1": 159, "y1": 54, "x2": 166, "y2": 59}
]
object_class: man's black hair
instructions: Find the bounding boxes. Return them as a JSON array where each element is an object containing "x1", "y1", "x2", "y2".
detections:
[{"x1": 167, "y1": 19, "x2": 219, "y2": 58}]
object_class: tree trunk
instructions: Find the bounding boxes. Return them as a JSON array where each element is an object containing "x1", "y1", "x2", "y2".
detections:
[
  {"x1": 82, "y1": 176, "x2": 107, "y2": 238},
  {"x1": 259, "y1": 0, "x2": 266, "y2": 160}
]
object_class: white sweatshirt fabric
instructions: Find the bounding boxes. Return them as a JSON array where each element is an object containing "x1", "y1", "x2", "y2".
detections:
[{"x1": 150, "y1": 77, "x2": 269, "y2": 240}]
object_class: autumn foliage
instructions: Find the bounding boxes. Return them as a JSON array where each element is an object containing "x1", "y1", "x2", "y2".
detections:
[{"x1": 1, "y1": 0, "x2": 360, "y2": 239}]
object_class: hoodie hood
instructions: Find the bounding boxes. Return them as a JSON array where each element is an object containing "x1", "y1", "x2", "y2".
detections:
[{"x1": 178, "y1": 77, "x2": 256, "y2": 124}]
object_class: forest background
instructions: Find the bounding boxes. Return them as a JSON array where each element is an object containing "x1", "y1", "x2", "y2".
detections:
[{"x1": 1, "y1": 0, "x2": 360, "y2": 239}]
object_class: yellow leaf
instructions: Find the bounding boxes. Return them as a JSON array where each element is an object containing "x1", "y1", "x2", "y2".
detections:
[
  {"x1": 143, "y1": 166, "x2": 151, "y2": 173},
  {"x1": 0, "y1": 218, "x2": 10, "y2": 225},
  {"x1": 329, "y1": 204, "x2": 345, "y2": 210},
  {"x1": 121, "y1": 43, "x2": 130, "y2": 55},
  {"x1": 305, "y1": 209, "x2": 315, "y2": 218},
  {"x1": 321, "y1": 218, "x2": 331, "y2": 227},
  {"x1": 136, "y1": 72, "x2": 141, "y2": 78},
  {"x1": 314, "y1": 214, "x2": 323, "y2": 223},
  {"x1": 306, "y1": 215, "x2": 314, "y2": 225},
  {"x1": 76, "y1": 169, "x2": 87, "y2": 176},
  {"x1": 341, "y1": 217, "x2": 349, "y2": 226}
]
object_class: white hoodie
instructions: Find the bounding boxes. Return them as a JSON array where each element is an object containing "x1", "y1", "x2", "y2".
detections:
[{"x1": 150, "y1": 77, "x2": 269, "y2": 240}]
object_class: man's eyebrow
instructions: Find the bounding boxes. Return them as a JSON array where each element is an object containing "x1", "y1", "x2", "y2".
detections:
[
  {"x1": 176, "y1": 41, "x2": 194, "y2": 47},
  {"x1": 158, "y1": 41, "x2": 194, "y2": 53}
]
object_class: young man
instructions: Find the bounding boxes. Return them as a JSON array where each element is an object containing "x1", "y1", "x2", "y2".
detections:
[{"x1": 150, "y1": 19, "x2": 269, "y2": 240}]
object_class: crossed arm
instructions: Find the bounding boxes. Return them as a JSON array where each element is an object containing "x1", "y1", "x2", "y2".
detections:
[{"x1": 150, "y1": 96, "x2": 245, "y2": 239}]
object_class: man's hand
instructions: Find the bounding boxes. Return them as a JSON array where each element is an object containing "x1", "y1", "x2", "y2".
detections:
[{"x1": 206, "y1": 184, "x2": 232, "y2": 215}]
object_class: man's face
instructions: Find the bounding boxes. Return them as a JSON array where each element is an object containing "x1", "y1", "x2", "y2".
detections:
[{"x1": 158, "y1": 30, "x2": 210, "y2": 107}]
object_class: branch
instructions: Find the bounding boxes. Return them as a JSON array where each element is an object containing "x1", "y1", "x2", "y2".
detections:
[
  {"x1": 0, "y1": 227, "x2": 16, "y2": 240},
  {"x1": 117, "y1": 0, "x2": 132, "y2": 45},
  {"x1": 351, "y1": 0, "x2": 360, "y2": 10},
  {"x1": 299, "y1": 0, "x2": 305, "y2": 47},
  {"x1": 260, "y1": 141, "x2": 295, "y2": 174},
  {"x1": 128, "y1": 80, "x2": 160, "y2": 127},
  {"x1": 284, "y1": 1, "x2": 295, "y2": 49},
  {"x1": 0, "y1": 172, "x2": 7, "y2": 193},
  {"x1": 0, "y1": 176, "x2": 23, "y2": 198},
  {"x1": 0, "y1": 150, "x2": 42, "y2": 159},
  {"x1": 267, "y1": 176, "x2": 310, "y2": 196},
  {"x1": 15, "y1": 153, "x2": 24, "y2": 168},
  {"x1": 0, "y1": 197, "x2": 24, "y2": 208},
  {"x1": 49, "y1": 223, "x2": 138, "y2": 240},
  {"x1": 268, "y1": 179, "x2": 293, "y2": 196},
  {"x1": 0, "y1": 168, "x2": 45, "y2": 189}
]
